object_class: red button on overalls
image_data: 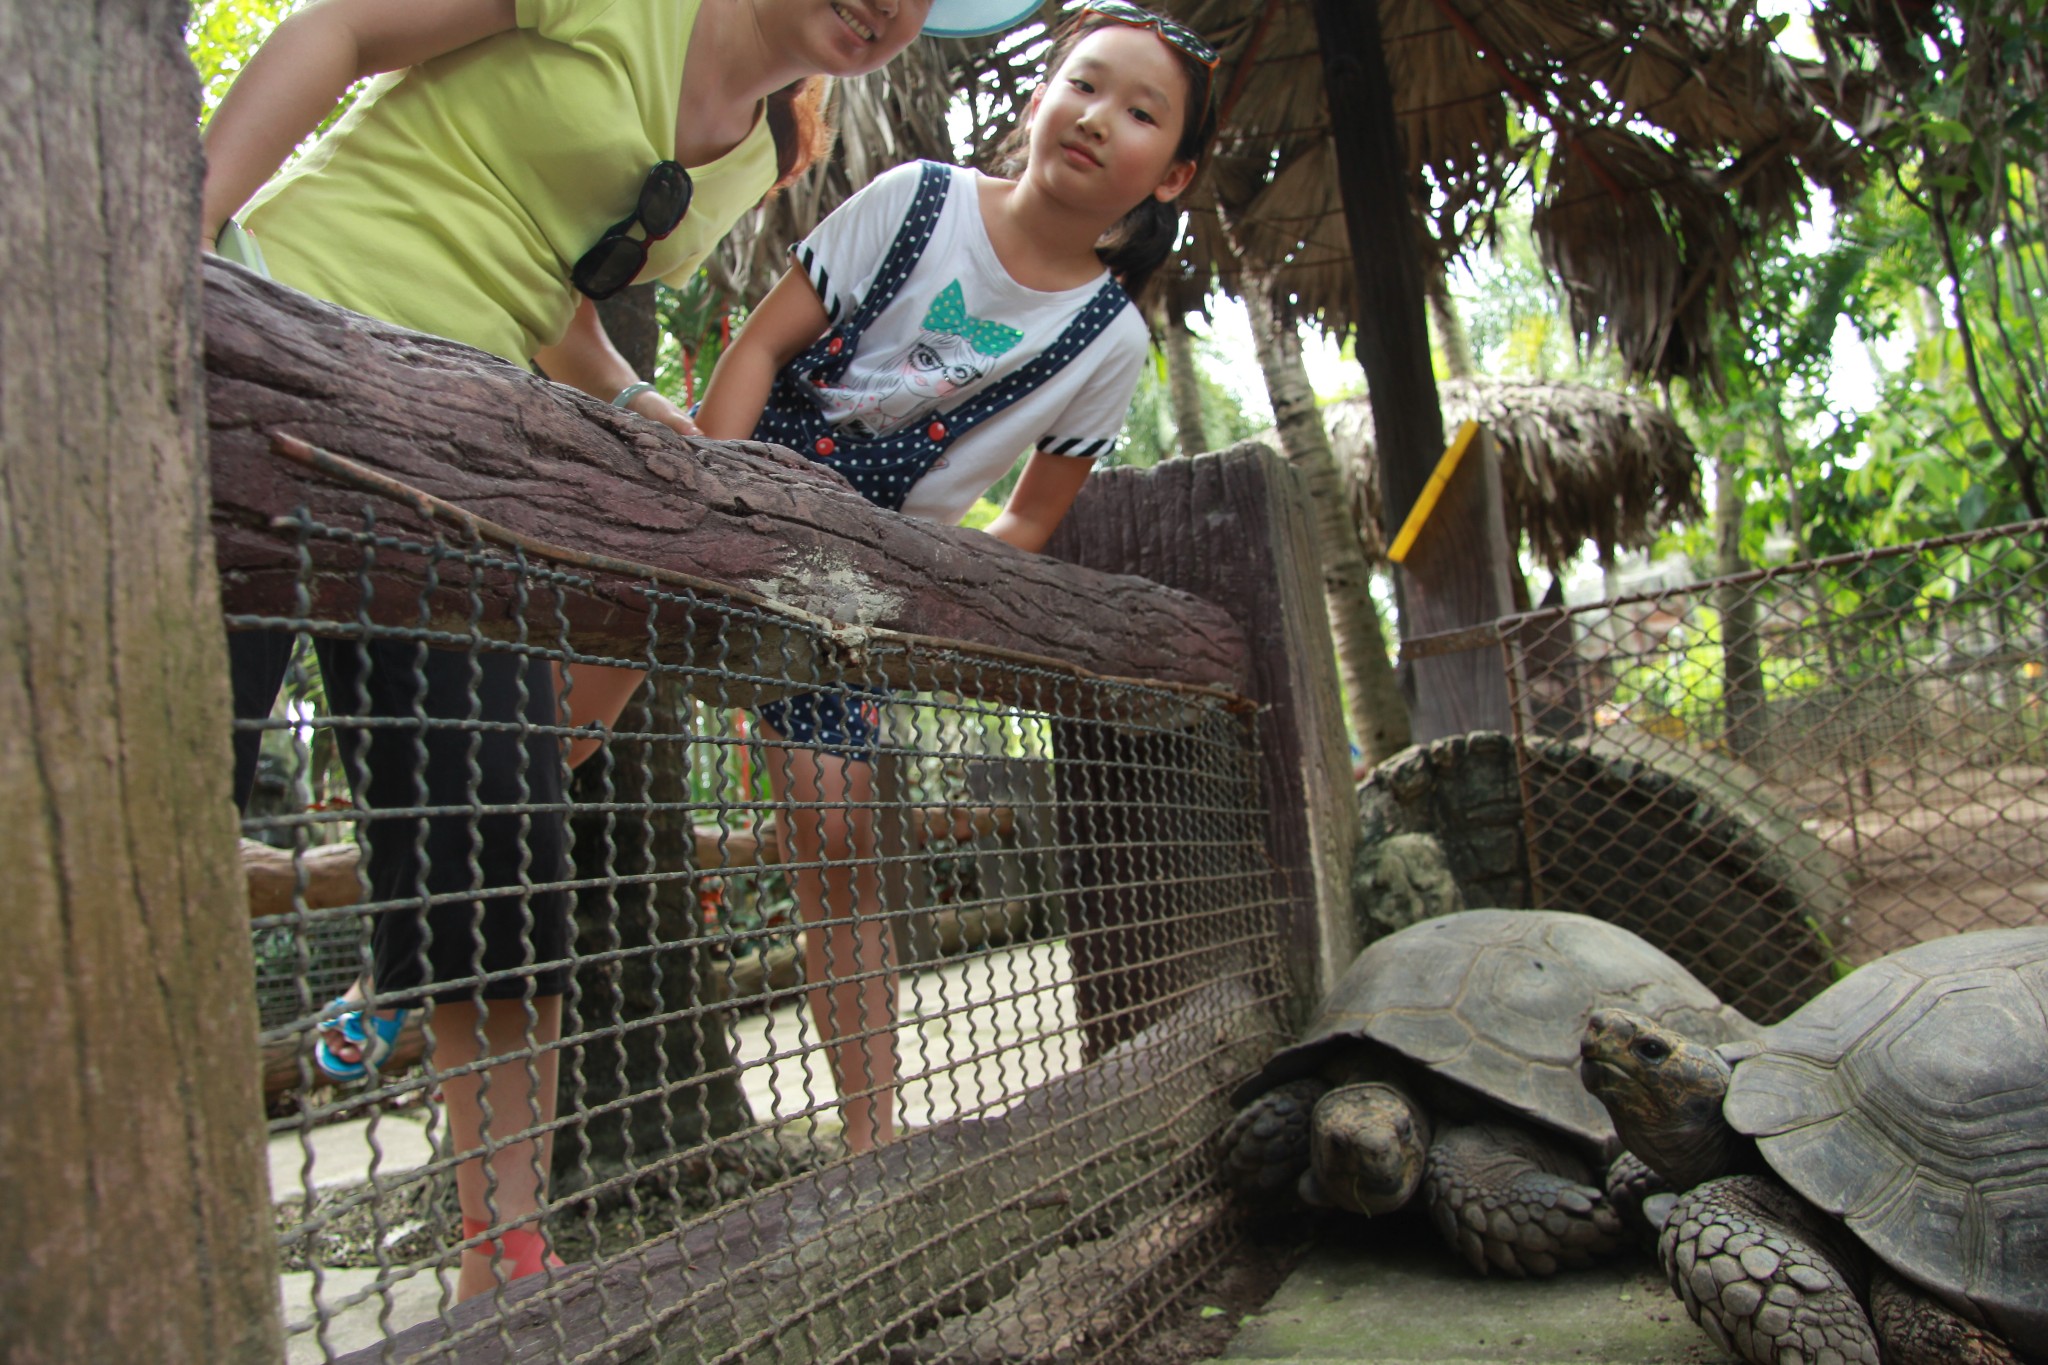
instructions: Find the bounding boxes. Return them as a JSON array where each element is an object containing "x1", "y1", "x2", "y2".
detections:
[
  {"x1": 814, "y1": 436, "x2": 836, "y2": 456},
  {"x1": 927, "y1": 421, "x2": 947, "y2": 442},
  {"x1": 827, "y1": 336, "x2": 845, "y2": 355}
]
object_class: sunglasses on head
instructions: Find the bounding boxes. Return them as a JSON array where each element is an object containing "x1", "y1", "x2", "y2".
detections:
[
  {"x1": 573, "y1": 161, "x2": 694, "y2": 300},
  {"x1": 1079, "y1": 1, "x2": 1219, "y2": 71}
]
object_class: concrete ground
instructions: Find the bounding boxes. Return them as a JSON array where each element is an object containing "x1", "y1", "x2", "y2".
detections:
[
  {"x1": 278, "y1": 949, "x2": 1726, "y2": 1365},
  {"x1": 272, "y1": 940, "x2": 1082, "y2": 1360},
  {"x1": 1222, "y1": 1228, "x2": 1729, "y2": 1365}
]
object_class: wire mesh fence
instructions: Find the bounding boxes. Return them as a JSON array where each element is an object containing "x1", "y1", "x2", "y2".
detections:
[
  {"x1": 229, "y1": 466, "x2": 1288, "y2": 1363},
  {"x1": 1504, "y1": 520, "x2": 2048, "y2": 1023}
]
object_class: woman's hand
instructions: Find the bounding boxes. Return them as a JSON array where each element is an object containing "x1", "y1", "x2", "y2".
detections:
[
  {"x1": 534, "y1": 296, "x2": 704, "y2": 429},
  {"x1": 622, "y1": 388, "x2": 703, "y2": 439}
]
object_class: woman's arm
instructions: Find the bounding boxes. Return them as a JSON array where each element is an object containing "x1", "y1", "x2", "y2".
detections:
[
  {"x1": 984, "y1": 451, "x2": 1097, "y2": 554},
  {"x1": 695, "y1": 268, "x2": 832, "y2": 440},
  {"x1": 200, "y1": 0, "x2": 518, "y2": 245},
  {"x1": 533, "y1": 296, "x2": 701, "y2": 435}
]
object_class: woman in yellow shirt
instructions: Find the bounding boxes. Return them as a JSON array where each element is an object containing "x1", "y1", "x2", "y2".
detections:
[{"x1": 202, "y1": 0, "x2": 1035, "y2": 1300}]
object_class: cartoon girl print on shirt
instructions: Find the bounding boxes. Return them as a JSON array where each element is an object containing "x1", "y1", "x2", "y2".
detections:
[{"x1": 823, "y1": 280, "x2": 1024, "y2": 439}]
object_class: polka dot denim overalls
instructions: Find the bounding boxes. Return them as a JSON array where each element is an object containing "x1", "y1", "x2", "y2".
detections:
[
  {"x1": 754, "y1": 161, "x2": 1130, "y2": 513},
  {"x1": 755, "y1": 162, "x2": 1130, "y2": 759}
]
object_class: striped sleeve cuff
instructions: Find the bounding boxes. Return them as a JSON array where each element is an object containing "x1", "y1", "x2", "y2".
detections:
[
  {"x1": 1037, "y1": 434, "x2": 1116, "y2": 459},
  {"x1": 790, "y1": 242, "x2": 843, "y2": 325}
]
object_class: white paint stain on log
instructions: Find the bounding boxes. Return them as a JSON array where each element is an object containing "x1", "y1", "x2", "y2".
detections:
[{"x1": 748, "y1": 549, "x2": 906, "y2": 627}]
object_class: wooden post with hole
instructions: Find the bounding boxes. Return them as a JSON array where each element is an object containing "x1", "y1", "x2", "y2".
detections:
[
  {"x1": 0, "y1": 2, "x2": 285, "y2": 1359},
  {"x1": 1045, "y1": 443, "x2": 1359, "y2": 1041}
]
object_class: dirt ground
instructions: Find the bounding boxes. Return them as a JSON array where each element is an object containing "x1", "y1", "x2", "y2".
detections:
[
  {"x1": 1118, "y1": 1227, "x2": 1307, "y2": 1365},
  {"x1": 1793, "y1": 756, "x2": 2048, "y2": 962}
]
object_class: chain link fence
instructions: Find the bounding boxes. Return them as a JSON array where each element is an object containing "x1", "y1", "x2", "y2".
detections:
[
  {"x1": 1504, "y1": 521, "x2": 2048, "y2": 1023},
  {"x1": 231, "y1": 463, "x2": 1287, "y2": 1363}
]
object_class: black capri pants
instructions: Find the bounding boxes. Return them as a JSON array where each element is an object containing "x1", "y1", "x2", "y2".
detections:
[{"x1": 231, "y1": 631, "x2": 572, "y2": 1005}]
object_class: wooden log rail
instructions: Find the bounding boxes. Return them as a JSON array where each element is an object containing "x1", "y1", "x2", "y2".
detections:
[
  {"x1": 203, "y1": 259, "x2": 1249, "y2": 711},
  {"x1": 328, "y1": 978, "x2": 1277, "y2": 1365}
]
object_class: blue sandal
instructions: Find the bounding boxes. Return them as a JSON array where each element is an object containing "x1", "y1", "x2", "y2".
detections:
[{"x1": 314, "y1": 999, "x2": 410, "y2": 1083}]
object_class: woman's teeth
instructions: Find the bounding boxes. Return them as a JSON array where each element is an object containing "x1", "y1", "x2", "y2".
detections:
[{"x1": 832, "y1": 3, "x2": 876, "y2": 40}]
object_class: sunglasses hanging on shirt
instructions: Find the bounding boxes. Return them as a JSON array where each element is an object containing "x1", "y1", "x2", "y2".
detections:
[{"x1": 572, "y1": 161, "x2": 694, "y2": 300}]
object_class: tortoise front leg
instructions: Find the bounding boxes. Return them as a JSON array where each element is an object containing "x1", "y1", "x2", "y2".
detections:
[
  {"x1": 1603, "y1": 1148, "x2": 1676, "y2": 1251},
  {"x1": 1423, "y1": 1122, "x2": 1624, "y2": 1277},
  {"x1": 1219, "y1": 1078, "x2": 1328, "y2": 1198},
  {"x1": 1661, "y1": 1174, "x2": 1879, "y2": 1365}
]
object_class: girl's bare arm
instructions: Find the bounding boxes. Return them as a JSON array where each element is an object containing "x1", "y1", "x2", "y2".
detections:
[
  {"x1": 985, "y1": 450, "x2": 1097, "y2": 554},
  {"x1": 695, "y1": 268, "x2": 831, "y2": 440},
  {"x1": 200, "y1": 0, "x2": 519, "y2": 244}
]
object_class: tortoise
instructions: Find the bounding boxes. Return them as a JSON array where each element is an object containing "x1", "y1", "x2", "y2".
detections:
[
  {"x1": 1579, "y1": 926, "x2": 2048, "y2": 1365},
  {"x1": 1220, "y1": 908, "x2": 1757, "y2": 1276}
]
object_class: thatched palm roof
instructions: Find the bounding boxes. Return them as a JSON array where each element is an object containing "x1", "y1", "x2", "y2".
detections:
[
  {"x1": 945, "y1": 0, "x2": 1863, "y2": 386},
  {"x1": 1312, "y1": 379, "x2": 1702, "y2": 568}
]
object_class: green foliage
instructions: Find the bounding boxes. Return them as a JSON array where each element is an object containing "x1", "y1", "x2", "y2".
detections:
[
  {"x1": 1811, "y1": 0, "x2": 2048, "y2": 517},
  {"x1": 1456, "y1": 218, "x2": 1624, "y2": 386},
  {"x1": 185, "y1": 0, "x2": 293, "y2": 120},
  {"x1": 653, "y1": 272, "x2": 742, "y2": 408},
  {"x1": 1113, "y1": 332, "x2": 1264, "y2": 468}
]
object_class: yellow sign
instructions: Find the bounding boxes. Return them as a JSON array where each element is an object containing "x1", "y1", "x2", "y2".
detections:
[{"x1": 1387, "y1": 420, "x2": 1481, "y2": 564}]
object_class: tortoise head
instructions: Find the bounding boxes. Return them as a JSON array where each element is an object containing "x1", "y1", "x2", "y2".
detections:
[
  {"x1": 1579, "y1": 1008, "x2": 1737, "y2": 1190},
  {"x1": 1302, "y1": 1082, "x2": 1431, "y2": 1216}
]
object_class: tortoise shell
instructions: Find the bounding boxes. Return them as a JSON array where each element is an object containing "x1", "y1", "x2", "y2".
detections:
[
  {"x1": 1722, "y1": 927, "x2": 2048, "y2": 1351},
  {"x1": 1238, "y1": 909, "x2": 1757, "y2": 1149}
]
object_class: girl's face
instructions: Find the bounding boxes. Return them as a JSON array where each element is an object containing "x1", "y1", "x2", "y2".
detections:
[
  {"x1": 785, "y1": 0, "x2": 932, "y2": 78},
  {"x1": 1026, "y1": 25, "x2": 1199, "y2": 215}
]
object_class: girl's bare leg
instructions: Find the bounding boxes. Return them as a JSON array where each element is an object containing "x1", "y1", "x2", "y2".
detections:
[
  {"x1": 764, "y1": 739, "x2": 897, "y2": 1152},
  {"x1": 429, "y1": 994, "x2": 563, "y2": 1300}
]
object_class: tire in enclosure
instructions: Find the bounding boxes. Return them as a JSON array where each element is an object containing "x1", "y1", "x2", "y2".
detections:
[{"x1": 1354, "y1": 731, "x2": 1844, "y2": 1023}]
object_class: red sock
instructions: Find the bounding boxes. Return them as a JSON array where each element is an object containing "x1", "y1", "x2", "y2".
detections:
[{"x1": 461, "y1": 1216, "x2": 564, "y2": 1280}]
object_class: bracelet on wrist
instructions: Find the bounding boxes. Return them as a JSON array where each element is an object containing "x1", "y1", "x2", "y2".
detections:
[{"x1": 612, "y1": 380, "x2": 659, "y2": 408}]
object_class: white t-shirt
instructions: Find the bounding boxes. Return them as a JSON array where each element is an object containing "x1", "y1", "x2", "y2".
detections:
[{"x1": 785, "y1": 161, "x2": 1149, "y2": 526}]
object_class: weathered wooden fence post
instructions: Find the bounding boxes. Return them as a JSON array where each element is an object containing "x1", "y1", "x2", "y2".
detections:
[
  {"x1": 0, "y1": 2, "x2": 285, "y2": 1359},
  {"x1": 1045, "y1": 444, "x2": 1358, "y2": 1042}
]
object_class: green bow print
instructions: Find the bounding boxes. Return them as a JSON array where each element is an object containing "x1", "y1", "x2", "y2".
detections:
[{"x1": 922, "y1": 280, "x2": 1023, "y2": 357}]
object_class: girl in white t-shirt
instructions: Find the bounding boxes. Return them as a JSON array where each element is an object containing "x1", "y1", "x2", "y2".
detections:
[{"x1": 693, "y1": 2, "x2": 1223, "y2": 1153}]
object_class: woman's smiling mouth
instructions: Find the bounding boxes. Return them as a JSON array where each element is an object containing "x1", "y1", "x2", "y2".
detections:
[{"x1": 831, "y1": 2, "x2": 877, "y2": 41}]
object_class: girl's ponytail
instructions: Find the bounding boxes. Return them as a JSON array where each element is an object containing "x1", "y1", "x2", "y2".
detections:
[
  {"x1": 1095, "y1": 197, "x2": 1183, "y2": 298},
  {"x1": 765, "y1": 77, "x2": 836, "y2": 193}
]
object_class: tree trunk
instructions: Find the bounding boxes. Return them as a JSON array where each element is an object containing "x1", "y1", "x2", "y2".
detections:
[
  {"x1": 1714, "y1": 455, "x2": 1766, "y2": 763},
  {"x1": 1158, "y1": 305, "x2": 1209, "y2": 458},
  {"x1": 596, "y1": 284, "x2": 662, "y2": 380},
  {"x1": 554, "y1": 287, "x2": 755, "y2": 1199},
  {"x1": 1426, "y1": 271, "x2": 1476, "y2": 380},
  {"x1": 1310, "y1": 0, "x2": 1513, "y2": 740},
  {"x1": 554, "y1": 675, "x2": 754, "y2": 1201},
  {"x1": 2, "y1": 2, "x2": 284, "y2": 1359},
  {"x1": 1245, "y1": 277, "x2": 1411, "y2": 763}
]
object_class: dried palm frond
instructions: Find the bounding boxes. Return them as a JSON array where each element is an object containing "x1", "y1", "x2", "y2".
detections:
[{"x1": 1159, "y1": 0, "x2": 1862, "y2": 385}]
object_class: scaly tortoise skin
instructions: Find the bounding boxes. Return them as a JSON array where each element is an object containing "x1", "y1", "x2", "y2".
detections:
[
  {"x1": 1579, "y1": 926, "x2": 2048, "y2": 1365},
  {"x1": 1221, "y1": 909, "x2": 1756, "y2": 1276}
]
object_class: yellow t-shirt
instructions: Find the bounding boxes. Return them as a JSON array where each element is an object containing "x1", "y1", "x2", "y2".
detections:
[{"x1": 243, "y1": 0, "x2": 776, "y2": 364}]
